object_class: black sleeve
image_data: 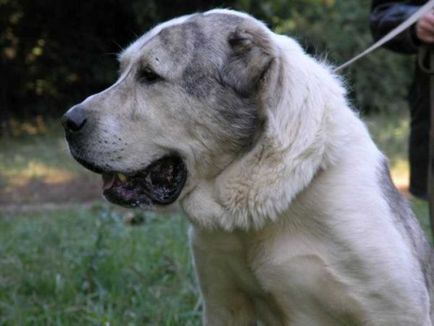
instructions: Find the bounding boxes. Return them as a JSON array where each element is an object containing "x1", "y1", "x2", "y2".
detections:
[{"x1": 369, "y1": 0, "x2": 421, "y2": 54}]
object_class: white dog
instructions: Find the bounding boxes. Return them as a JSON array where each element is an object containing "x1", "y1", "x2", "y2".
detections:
[{"x1": 62, "y1": 9, "x2": 434, "y2": 325}]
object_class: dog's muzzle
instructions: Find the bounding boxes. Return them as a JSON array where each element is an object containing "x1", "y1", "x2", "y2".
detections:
[{"x1": 62, "y1": 104, "x2": 188, "y2": 208}]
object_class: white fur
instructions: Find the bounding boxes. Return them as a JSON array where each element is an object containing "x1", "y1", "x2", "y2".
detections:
[
  {"x1": 70, "y1": 9, "x2": 433, "y2": 325},
  {"x1": 182, "y1": 10, "x2": 432, "y2": 326}
]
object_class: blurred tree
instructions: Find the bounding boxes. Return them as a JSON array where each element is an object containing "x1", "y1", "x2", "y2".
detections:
[
  {"x1": 234, "y1": 0, "x2": 413, "y2": 113},
  {"x1": 0, "y1": 0, "x2": 413, "y2": 136},
  {"x1": 1, "y1": 0, "x2": 137, "y2": 126}
]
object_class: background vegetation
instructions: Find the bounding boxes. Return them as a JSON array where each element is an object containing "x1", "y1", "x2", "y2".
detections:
[
  {"x1": 0, "y1": 202, "x2": 428, "y2": 325},
  {"x1": 0, "y1": 0, "x2": 428, "y2": 324},
  {"x1": 1, "y1": 0, "x2": 414, "y2": 136},
  {"x1": 0, "y1": 207, "x2": 201, "y2": 325}
]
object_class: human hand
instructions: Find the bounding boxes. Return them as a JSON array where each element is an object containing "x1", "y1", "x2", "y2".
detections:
[{"x1": 416, "y1": 10, "x2": 434, "y2": 44}]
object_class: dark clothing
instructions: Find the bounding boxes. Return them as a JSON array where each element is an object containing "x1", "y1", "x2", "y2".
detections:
[{"x1": 370, "y1": 0, "x2": 430, "y2": 198}]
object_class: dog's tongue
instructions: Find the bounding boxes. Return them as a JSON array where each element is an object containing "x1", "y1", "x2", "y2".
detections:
[{"x1": 102, "y1": 173, "x2": 116, "y2": 190}]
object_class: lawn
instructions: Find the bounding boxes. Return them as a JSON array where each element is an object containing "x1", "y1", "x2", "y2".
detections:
[
  {"x1": 0, "y1": 113, "x2": 430, "y2": 325},
  {"x1": 0, "y1": 206, "x2": 200, "y2": 325},
  {"x1": 0, "y1": 122, "x2": 100, "y2": 206}
]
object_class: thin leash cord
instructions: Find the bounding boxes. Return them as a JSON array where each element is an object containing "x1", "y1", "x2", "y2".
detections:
[{"x1": 334, "y1": 0, "x2": 434, "y2": 72}]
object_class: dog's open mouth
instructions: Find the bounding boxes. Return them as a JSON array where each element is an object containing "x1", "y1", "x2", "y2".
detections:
[{"x1": 100, "y1": 156, "x2": 187, "y2": 208}]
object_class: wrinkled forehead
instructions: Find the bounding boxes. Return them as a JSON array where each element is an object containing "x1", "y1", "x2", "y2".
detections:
[{"x1": 118, "y1": 10, "x2": 252, "y2": 66}]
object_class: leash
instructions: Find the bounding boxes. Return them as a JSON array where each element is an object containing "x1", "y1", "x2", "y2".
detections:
[{"x1": 335, "y1": 0, "x2": 434, "y2": 72}]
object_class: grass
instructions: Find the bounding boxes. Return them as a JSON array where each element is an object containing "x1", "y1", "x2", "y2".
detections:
[
  {"x1": 0, "y1": 122, "x2": 84, "y2": 181},
  {"x1": 0, "y1": 125, "x2": 84, "y2": 185},
  {"x1": 0, "y1": 121, "x2": 99, "y2": 205},
  {"x1": 364, "y1": 111, "x2": 411, "y2": 188},
  {"x1": 0, "y1": 206, "x2": 200, "y2": 325},
  {"x1": 0, "y1": 204, "x2": 430, "y2": 326},
  {"x1": 0, "y1": 113, "x2": 431, "y2": 324}
]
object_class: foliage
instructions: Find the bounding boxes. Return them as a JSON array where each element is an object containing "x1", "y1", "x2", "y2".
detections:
[
  {"x1": 0, "y1": 0, "x2": 234, "y2": 129},
  {"x1": 0, "y1": 0, "x2": 415, "y2": 135},
  {"x1": 234, "y1": 0, "x2": 414, "y2": 113}
]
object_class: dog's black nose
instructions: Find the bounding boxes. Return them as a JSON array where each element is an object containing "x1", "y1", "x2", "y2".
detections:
[{"x1": 62, "y1": 105, "x2": 87, "y2": 132}]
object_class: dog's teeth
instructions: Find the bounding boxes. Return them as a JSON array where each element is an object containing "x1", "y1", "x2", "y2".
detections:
[
  {"x1": 118, "y1": 173, "x2": 127, "y2": 182},
  {"x1": 145, "y1": 174, "x2": 153, "y2": 186}
]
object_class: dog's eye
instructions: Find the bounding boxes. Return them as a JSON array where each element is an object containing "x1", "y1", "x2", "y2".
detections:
[{"x1": 138, "y1": 67, "x2": 161, "y2": 83}]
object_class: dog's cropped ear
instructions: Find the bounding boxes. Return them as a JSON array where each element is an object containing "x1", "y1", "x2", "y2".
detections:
[{"x1": 222, "y1": 22, "x2": 275, "y2": 97}]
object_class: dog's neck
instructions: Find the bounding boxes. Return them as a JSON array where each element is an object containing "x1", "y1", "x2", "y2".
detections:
[{"x1": 181, "y1": 37, "x2": 359, "y2": 231}]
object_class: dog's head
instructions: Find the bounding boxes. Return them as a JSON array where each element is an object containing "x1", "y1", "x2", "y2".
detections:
[{"x1": 63, "y1": 9, "x2": 302, "y2": 211}]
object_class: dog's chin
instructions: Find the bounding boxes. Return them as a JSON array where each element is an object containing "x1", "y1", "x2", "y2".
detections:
[{"x1": 73, "y1": 154, "x2": 187, "y2": 208}]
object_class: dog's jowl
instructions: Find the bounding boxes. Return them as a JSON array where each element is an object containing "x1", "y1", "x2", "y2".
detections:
[{"x1": 62, "y1": 9, "x2": 434, "y2": 326}]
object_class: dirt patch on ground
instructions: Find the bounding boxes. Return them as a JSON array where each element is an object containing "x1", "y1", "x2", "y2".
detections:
[{"x1": 0, "y1": 175, "x2": 101, "y2": 206}]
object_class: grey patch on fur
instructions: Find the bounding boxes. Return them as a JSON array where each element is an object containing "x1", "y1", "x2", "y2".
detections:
[
  {"x1": 179, "y1": 22, "x2": 216, "y2": 98},
  {"x1": 158, "y1": 13, "x2": 261, "y2": 152},
  {"x1": 378, "y1": 159, "x2": 434, "y2": 303}
]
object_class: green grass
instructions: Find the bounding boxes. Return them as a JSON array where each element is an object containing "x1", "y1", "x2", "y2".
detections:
[
  {"x1": 0, "y1": 114, "x2": 431, "y2": 324},
  {"x1": 0, "y1": 206, "x2": 200, "y2": 325},
  {"x1": 0, "y1": 125, "x2": 91, "y2": 189},
  {"x1": 0, "y1": 203, "x2": 430, "y2": 326},
  {"x1": 413, "y1": 199, "x2": 431, "y2": 241},
  {"x1": 0, "y1": 121, "x2": 99, "y2": 205},
  {"x1": 0, "y1": 123, "x2": 83, "y2": 177},
  {"x1": 364, "y1": 111, "x2": 411, "y2": 187}
]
